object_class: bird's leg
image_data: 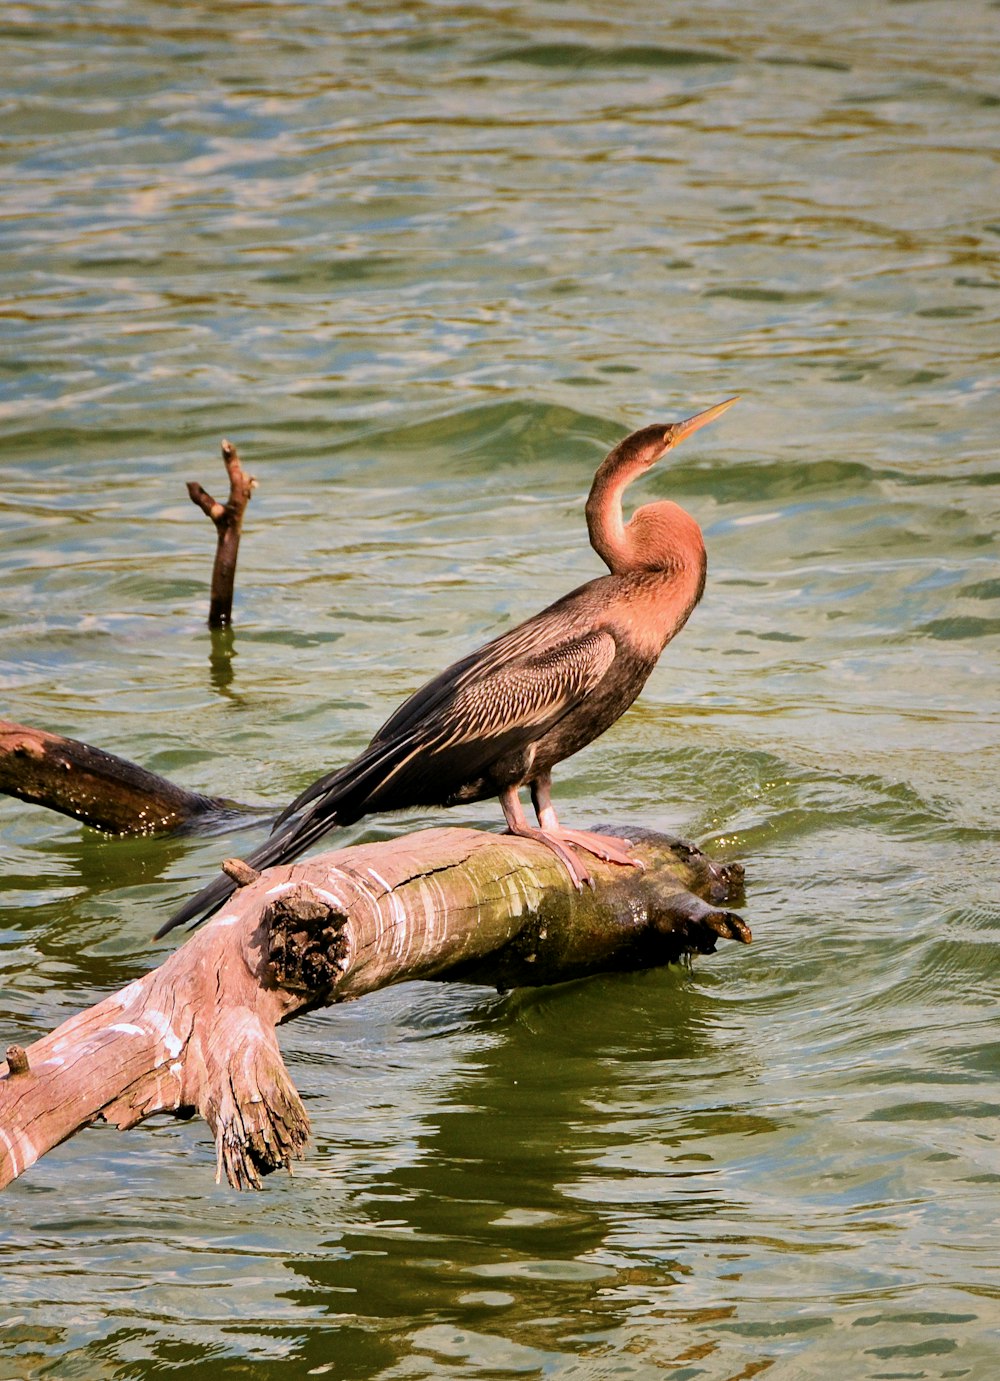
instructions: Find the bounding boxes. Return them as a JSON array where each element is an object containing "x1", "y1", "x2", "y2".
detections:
[
  {"x1": 529, "y1": 773, "x2": 562, "y2": 834},
  {"x1": 530, "y1": 773, "x2": 643, "y2": 871},
  {"x1": 499, "y1": 785, "x2": 593, "y2": 891}
]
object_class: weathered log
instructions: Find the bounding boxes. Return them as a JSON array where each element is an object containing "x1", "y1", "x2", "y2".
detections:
[
  {"x1": 187, "y1": 438, "x2": 256, "y2": 628},
  {"x1": 0, "y1": 826, "x2": 747, "y2": 1192},
  {"x1": 0, "y1": 718, "x2": 233, "y2": 835}
]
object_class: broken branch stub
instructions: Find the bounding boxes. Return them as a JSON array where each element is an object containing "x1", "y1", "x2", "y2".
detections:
[
  {"x1": 187, "y1": 438, "x2": 256, "y2": 628},
  {"x1": 0, "y1": 826, "x2": 749, "y2": 1192},
  {"x1": 265, "y1": 882, "x2": 350, "y2": 995}
]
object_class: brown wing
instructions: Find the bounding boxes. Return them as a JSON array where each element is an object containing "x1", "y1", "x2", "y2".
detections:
[
  {"x1": 161, "y1": 630, "x2": 617, "y2": 934},
  {"x1": 277, "y1": 629, "x2": 617, "y2": 822},
  {"x1": 369, "y1": 591, "x2": 602, "y2": 747}
]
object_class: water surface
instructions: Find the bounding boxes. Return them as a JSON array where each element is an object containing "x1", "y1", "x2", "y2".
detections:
[{"x1": 1, "y1": 2, "x2": 999, "y2": 1376}]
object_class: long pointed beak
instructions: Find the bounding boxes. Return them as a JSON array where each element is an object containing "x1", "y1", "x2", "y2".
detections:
[{"x1": 668, "y1": 396, "x2": 739, "y2": 448}]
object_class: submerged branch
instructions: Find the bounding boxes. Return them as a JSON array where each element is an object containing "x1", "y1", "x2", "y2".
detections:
[{"x1": 0, "y1": 718, "x2": 229, "y2": 835}]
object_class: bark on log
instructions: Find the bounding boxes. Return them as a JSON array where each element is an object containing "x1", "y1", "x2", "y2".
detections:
[
  {"x1": 187, "y1": 438, "x2": 256, "y2": 628},
  {"x1": 0, "y1": 718, "x2": 233, "y2": 835},
  {"x1": 0, "y1": 826, "x2": 747, "y2": 1192}
]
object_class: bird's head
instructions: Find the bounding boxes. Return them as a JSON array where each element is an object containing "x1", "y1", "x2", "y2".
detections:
[
  {"x1": 586, "y1": 396, "x2": 739, "y2": 575},
  {"x1": 617, "y1": 396, "x2": 740, "y2": 474}
]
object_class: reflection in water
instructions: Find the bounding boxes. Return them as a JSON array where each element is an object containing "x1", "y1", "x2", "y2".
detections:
[
  {"x1": 281, "y1": 974, "x2": 763, "y2": 1376},
  {"x1": 209, "y1": 623, "x2": 237, "y2": 695}
]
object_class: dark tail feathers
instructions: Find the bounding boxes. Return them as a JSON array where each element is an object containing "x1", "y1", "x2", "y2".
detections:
[
  {"x1": 154, "y1": 800, "x2": 341, "y2": 939},
  {"x1": 157, "y1": 728, "x2": 425, "y2": 939}
]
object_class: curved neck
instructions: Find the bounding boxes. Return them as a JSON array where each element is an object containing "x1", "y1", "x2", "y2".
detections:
[
  {"x1": 585, "y1": 444, "x2": 646, "y2": 572},
  {"x1": 585, "y1": 448, "x2": 705, "y2": 581}
]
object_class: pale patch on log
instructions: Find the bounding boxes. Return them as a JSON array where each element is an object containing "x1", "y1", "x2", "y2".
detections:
[{"x1": 0, "y1": 826, "x2": 748, "y2": 1193}]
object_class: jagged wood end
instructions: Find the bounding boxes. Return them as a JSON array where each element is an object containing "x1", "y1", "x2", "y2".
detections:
[
  {"x1": 0, "y1": 826, "x2": 749, "y2": 1192},
  {"x1": 0, "y1": 900, "x2": 307, "y2": 1192},
  {"x1": 197, "y1": 1009, "x2": 311, "y2": 1191}
]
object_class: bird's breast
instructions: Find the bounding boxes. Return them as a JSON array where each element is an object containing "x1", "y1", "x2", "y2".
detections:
[{"x1": 598, "y1": 567, "x2": 704, "y2": 661}]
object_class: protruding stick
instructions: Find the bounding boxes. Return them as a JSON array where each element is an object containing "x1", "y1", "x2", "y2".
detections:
[
  {"x1": 5, "y1": 1046, "x2": 29, "y2": 1077},
  {"x1": 222, "y1": 857, "x2": 261, "y2": 887},
  {"x1": 187, "y1": 439, "x2": 257, "y2": 628}
]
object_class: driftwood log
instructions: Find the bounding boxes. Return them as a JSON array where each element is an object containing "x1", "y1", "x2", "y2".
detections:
[{"x1": 0, "y1": 826, "x2": 748, "y2": 1192}]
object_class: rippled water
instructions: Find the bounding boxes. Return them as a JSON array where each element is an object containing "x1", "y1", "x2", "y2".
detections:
[{"x1": 2, "y1": 2, "x2": 999, "y2": 1376}]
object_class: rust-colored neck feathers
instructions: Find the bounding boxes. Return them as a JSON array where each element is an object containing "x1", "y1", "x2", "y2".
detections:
[{"x1": 585, "y1": 428, "x2": 706, "y2": 584}]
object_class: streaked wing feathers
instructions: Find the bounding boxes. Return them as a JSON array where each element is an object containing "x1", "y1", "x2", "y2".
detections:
[
  {"x1": 276, "y1": 629, "x2": 616, "y2": 826},
  {"x1": 370, "y1": 601, "x2": 596, "y2": 747},
  {"x1": 350, "y1": 628, "x2": 617, "y2": 809},
  {"x1": 434, "y1": 629, "x2": 616, "y2": 747}
]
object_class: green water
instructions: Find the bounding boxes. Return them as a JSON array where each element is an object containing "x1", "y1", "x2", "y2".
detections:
[{"x1": 2, "y1": 1, "x2": 998, "y2": 1376}]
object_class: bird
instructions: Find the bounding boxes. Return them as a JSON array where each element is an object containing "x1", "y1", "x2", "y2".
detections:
[{"x1": 156, "y1": 397, "x2": 737, "y2": 937}]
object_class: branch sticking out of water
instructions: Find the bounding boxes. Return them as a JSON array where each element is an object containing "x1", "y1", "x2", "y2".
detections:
[
  {"x1": 187, "y1": 438, "x2": 256, "y2": 628},
  {"x1": 0, "y1": 826, "x2": 748, "y2": 1192}
]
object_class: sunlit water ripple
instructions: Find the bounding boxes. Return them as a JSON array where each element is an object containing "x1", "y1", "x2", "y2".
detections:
[{"x1": 1, "y1": 2, "x2": 998, "y2": 1377}]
